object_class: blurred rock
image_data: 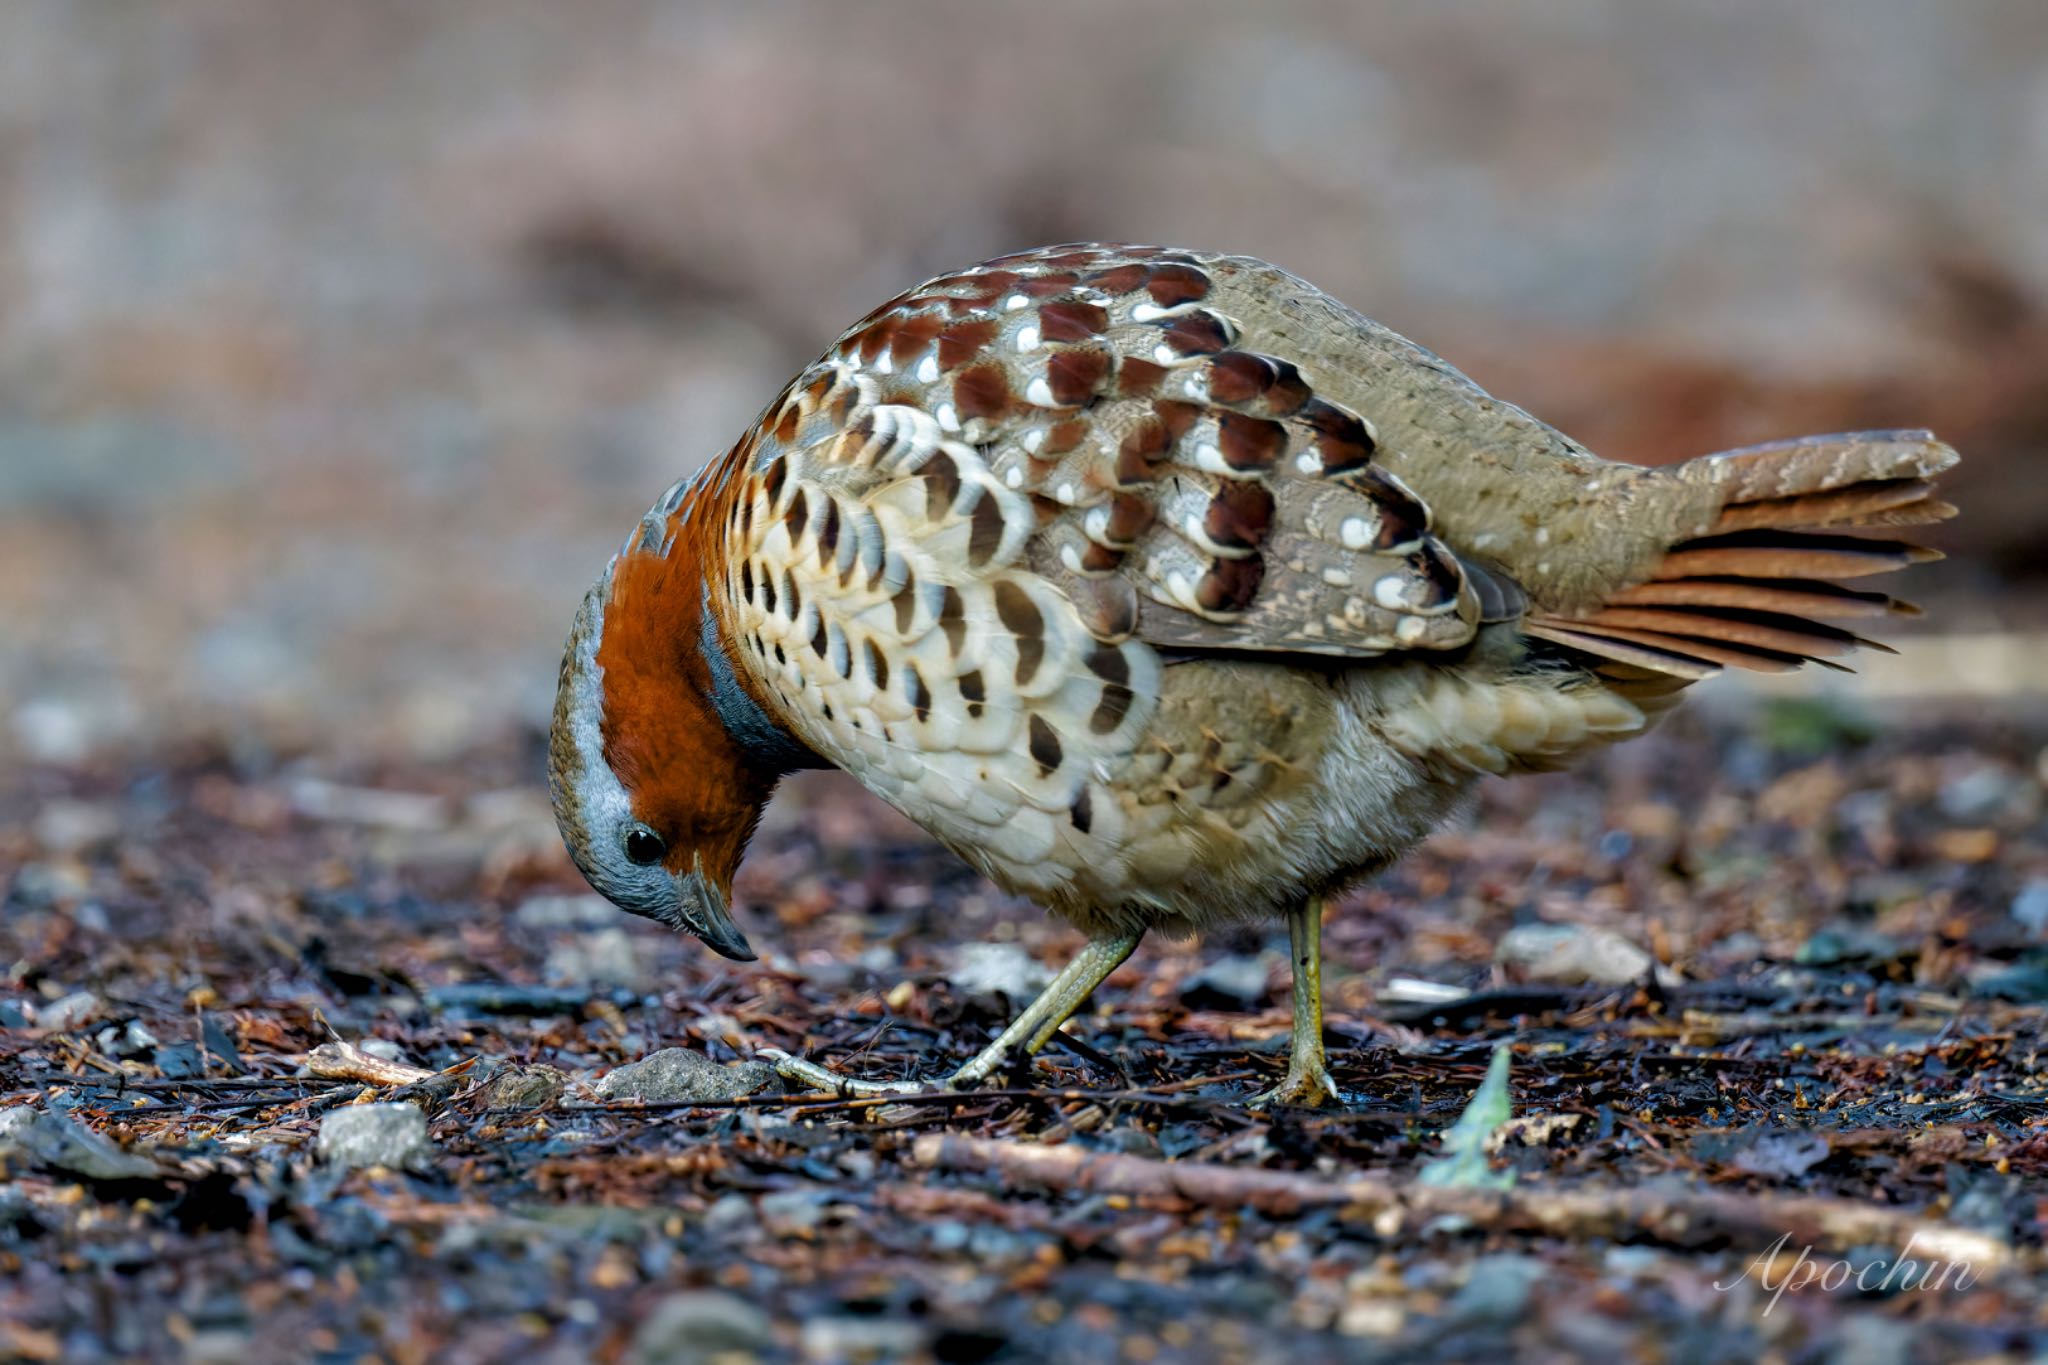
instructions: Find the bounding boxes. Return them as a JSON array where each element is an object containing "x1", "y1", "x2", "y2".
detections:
[
  {"x1": 2011, "y1": 879, "x2": 2048, "y2": 936},
  {"x1": 481, "y1": 1063, "x2": 568, "y2": 1110},
  {"x1": 800, "y1": 1316, "x2": 927, "y2": 1361},
  {"x1": 10, "y1": 695, "x2": 141, "y2": 766},
  {"x1": 1179, "y1": 953, "x2": 1276, "y2": 1010},
  {"x1": 1798, "y1": 924, "x2": 1909, "y2": 968},
  {"x1": 1496, "y1": 925, "x2": 1668, "y2": 987},
  {"x1": 1968, "y1": 960, "x2": 2048, "y2": 1004},
  {"x1": 288, "y1": 779, "x2": 450, "y2": 831},
  {"x1": 595, "y1": 1048, "x2": 781, "y2": 1103},
  {"x1": 33, "y1": 991, "x2": 102, "y2": 1032},
  {"x1": 758, "y1": 1188, "x2": 833, "y2": 1237},
  {"x1": 627, "y1": 1291, "x2": 773, "y2": 1365},
  {"x1": 424, "y1": 983, "x2": 595, "y2": 1015},
  {"x1": 948, "y1": 942, "x2": 1052, "y2": 1000},
  {"x1": 0, "y1": 1106, "x2": 168, "y2": 1181},
  {"x1": 31, "y1": 800, "x2": 120, "y2": 855},
  {"x1": 1098, "y1": 1125, "x2": 1165, "y2": 1158},
  {"x1": 546, "y1": 926, "x2": 648, "y2": 990},
  {"x1": 94, "y1": 1019, "x2": 159, "y2": 1060},
  {"x1": 701, "y1": 1193, "x2": 756, "y2": 1239},
  {"x1": 1731, "y1": 1129, "x2": 1831, "y2": 1180},
  {"x1": 1445, "y1": 1254, "x2": 1547, "y2": 1326},
  {"x1": 316, "y1": 1103, "x2": 434, "y2": 1171},
  {"x1": 1826, "y1": 1315, "x2": 1915, "y2": 1365},
  {"x1": 1938, "y1": 766, "x2": 2021, "y2": 822},
  {"x1": 7, "y1": 860, "x2": 94, "y2": 908},
  {"x1": 514, "y1": 893, "x2": 617, "y2": 930}
]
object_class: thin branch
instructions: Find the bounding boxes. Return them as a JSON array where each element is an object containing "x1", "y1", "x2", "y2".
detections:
[{"x1": 913, "y1": 1133, "x2": 2019, "y2": 1270}]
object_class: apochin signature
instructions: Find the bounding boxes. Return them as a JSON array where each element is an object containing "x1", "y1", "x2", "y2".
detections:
[{"x1": 1716, "y1": 1232, "x2": 1981, "y2": 1314}]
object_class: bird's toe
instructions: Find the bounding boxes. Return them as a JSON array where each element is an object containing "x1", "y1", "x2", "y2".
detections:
[
  {"x1": 761, "y1": 1049, "x2": 929, "y2": 1098},
  {"x1": 1247, "y1": 1063, "x2": 1347, "y2": 1110}
]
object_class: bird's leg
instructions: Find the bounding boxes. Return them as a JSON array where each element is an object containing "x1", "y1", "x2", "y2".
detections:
[
  {"x1": 1249, "y1": 896, "x2": 1345, "y2": 1108},
  {"x1": 945, "y1": 931, "x2": 1142, "y2": 1087},
  {"x1": 764, "y1": 931, "x2": 1143, "y2": 1097}
]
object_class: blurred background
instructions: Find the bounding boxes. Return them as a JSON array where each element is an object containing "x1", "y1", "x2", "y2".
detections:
[{"x1": 3, "y1": 0, "x2": 2044, "y2": 769}]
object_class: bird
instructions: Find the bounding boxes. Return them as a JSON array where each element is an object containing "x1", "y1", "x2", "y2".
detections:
[{"x1": 547, "y1": 243, "x2": 1957, "y2": 1107}]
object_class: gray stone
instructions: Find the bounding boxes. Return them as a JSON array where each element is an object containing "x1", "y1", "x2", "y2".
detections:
[
  {"x1": 1178, "y1": 953, "x2": 1276, "y2": 1009},
  {"x1": 32, "y1": 799, "x2": 120, "y2": 855},
  {"x1": 1100, "y1": 1125, "x2": 1165, "y2": 1158},
  {"x1": 34, "y1": 990, "x2": 102, "y2": 1032},
  {"x1": 1938, "y1": 765, "x2": 2017, "y2": 821},
  {"x1": 0, "y1": 1105, "x2": 167, "y2": 1180},
  {"x1": 627, "y1": 1290, "x2": 773, "y2": 1365},
  {"x1": 1446, "y1": 1253, "x2": 1547, "y2": 1325},
  {"x1": 482, "y1": 1063, "x2": 568, "y2": 1110},
  {"x1": 799, "y1": 1316, "x2": 927, "y2": 1361},
  {"x1": 595, "y1": 1048, "x2": 781, "y2": 1103},
  {"x1": 545, "y1": 926, "x2": 649, "y2": 990},
  {"x1": 513, "y1": 893, "x2": 617, "y2": 930},
  {"x1": 2012, "y1": 879, "x2": 2048, "y2": 936},
  {"x1": 1497, "y1": 923, "x2": 1667, "y2": 986},
  {"x1": 948, "y1": 941, "x2": 1052, "y2": 999},
  {"x1": 96, "y1": 1019, "x2": 160, "y2": 1059},
  {"x1": 758, "y1": 1187, "x2": 832, "y2": 1236},
  {"x1": 702, "y1": 1192, "x2": 757, "y2": 1239},
  {"x1": 316, "y1": 1102, "x2": 433, "y2": 1170}
]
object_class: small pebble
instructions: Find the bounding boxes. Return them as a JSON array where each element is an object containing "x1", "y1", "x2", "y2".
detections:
[
  {"x1": 316, "y1": 1103, "x2": 433, "y2": 1171},
  {"x1": 595, "y1": 1047, "x2": 782, "y2": 1103},
  {"x1": 1179, "y1": 953, "x2": 1276, "y2": 1009},
  {"x1": 34, "y1": 991, "x2": 102, "y2": 1032},
  {"x1": 0, "y1": 1105, "x2": 166, "y2": 1181},
  {"x1": 482, "y1": 1063, "x2": 568, "y2": 1110},
  {"x1": 545, "y1": 926, "x2": 648, "y2": 990},
  {"x1": 32, "y1": 799, "x2": 120, "y2": 855},
  {"x1": 1496, "y1": 924, "x2": 1663, "y2": 987},
  {"x1": 949, "y1": 942, "x2": 1053, "y2": 999},
  {"x1": 627, "y1": 1290, "x2": 772, "y2": 1365}
]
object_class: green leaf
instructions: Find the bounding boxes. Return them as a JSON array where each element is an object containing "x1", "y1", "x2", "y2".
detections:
[{"x1": 1418, "y1": 1045, "x2": 1516, "y2": 1189}]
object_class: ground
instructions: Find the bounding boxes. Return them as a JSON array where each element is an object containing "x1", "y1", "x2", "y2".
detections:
[{"x1": 3, "y1": 697, "x2": 2045, "y2": 1363}]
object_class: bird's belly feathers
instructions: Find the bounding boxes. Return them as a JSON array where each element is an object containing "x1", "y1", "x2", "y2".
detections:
[{"x1": 819, "y1": 652, "x2": 1617, "y2": 937}]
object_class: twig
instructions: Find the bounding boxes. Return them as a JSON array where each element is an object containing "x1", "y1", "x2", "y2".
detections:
[
  {"x1": 1624, "y1": 1012, "x2": 1955, "y2": 1041},
  {"x1": 913, "y1": 1133, "x2": 2018, "y2": 1269},
  {"x1": 53, "y1": 1076, "x2": 354, "y2": 1093},
  {"x1": 487, "y1": 1071, "x2": 1264, "y2": 1120},
  {"x1": 300, "y1": 1041, "x2": 437, "y2": 1087}
]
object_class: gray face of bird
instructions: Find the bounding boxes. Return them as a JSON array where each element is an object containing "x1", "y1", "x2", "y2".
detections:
[{"x1": 547, "y1": 580, "x2": 760, "y2": 962}]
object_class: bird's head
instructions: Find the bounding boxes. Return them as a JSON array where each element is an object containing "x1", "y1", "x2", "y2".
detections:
[{"x1": 547, "y1": 488, "x2": 810, "y2": 962}]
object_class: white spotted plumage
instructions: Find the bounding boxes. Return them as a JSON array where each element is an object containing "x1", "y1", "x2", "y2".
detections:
[{"x1": 667, "y1": 243, "x2": 1953, "y2": 934}]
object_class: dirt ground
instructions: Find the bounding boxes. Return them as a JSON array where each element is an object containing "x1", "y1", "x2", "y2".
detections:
[{"x1": 4, "y1": 696, "x2": 2046, "y2": 1363}]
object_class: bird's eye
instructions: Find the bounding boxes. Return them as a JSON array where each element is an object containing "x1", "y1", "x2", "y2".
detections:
[{"x1": 623, "y1": 825, "x2": 667, "y2": 866}]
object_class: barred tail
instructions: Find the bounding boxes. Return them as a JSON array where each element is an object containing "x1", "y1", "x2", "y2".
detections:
[{"x1": 1524, "y1": 431, "x2": 1958, "y2": 681}]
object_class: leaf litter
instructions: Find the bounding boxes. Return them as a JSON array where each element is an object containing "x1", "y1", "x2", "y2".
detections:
[{"x1": 2, "y1": 704, "x2": 2047, "y2": 1361}]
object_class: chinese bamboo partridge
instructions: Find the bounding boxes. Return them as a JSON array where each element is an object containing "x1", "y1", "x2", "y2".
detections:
[{"x1": 549, "y1": 244, "x2": 1957, "y2": 1106}]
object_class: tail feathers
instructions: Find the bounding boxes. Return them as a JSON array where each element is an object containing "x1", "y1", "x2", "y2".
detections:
[
  {"x1": 1530, "y1": 430, "x2": 1956, "y2": 683},
  {"x1": 1711, "y1": 479, "x2": 1954, "y2": 534},
  {"x1": 1654, "y1": 530, "x2": 1941, "y2": 582}
]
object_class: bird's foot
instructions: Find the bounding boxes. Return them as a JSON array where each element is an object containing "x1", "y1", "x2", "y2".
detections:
[
  {"x1": 761, "y1": 932, "x2": 1142, "y2": 1099},
  {"x1": 758, "y1": 1048, "x2": 948, "y2": 1098},
  {"x1": 1247, "y1": 1059, "x2": 1346, "y2": 1110}
]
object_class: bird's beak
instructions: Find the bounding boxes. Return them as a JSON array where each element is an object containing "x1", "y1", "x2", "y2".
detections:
[{"x1": 675, "y1": 856, "x2": 756, "y2": 962}]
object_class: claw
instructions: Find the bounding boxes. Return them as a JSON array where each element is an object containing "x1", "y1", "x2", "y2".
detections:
[{"x1": 1247, "y1": 1062, "x2": 1346, "y2": 1110}]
